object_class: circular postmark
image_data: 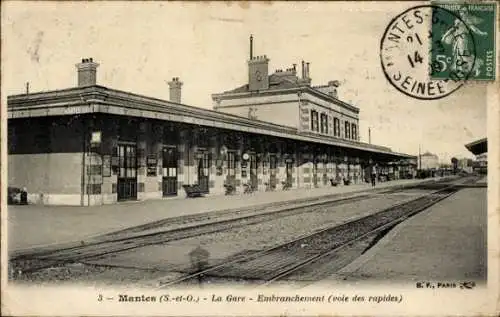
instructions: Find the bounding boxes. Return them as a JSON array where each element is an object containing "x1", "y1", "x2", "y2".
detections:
[{"x1": 380, "y1": 5, "x2": 477, "y2": 100}]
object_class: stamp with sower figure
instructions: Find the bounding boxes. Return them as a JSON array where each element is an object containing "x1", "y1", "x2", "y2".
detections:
[
  {"x1": 380, "y1": 3, "x2": 496, "y2": 100},
  {"x1": 430, "y1": 2, "x2": 496, "y2": 81}
]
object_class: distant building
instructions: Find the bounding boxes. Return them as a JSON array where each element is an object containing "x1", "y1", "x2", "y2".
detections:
[
  {"x1": 457, "y1": 158, "x2": 473, "y2": 173},
  {"x1": 475, "y1": 153, "x2": 487, "y2": 170},
  {"x1": 419, "y1": 151, "x2": 439, "y2": 170}
]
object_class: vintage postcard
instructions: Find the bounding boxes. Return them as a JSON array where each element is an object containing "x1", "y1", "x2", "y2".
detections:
[{"x1": 1, "y1": 1, "x2": 499, "y2": 316}]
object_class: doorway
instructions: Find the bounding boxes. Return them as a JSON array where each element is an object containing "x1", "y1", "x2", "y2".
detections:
[
  {"x1": 285, "y1": 161, "x2": 293, "y2": 187},
  {"x1": 250, "y1": 153, "x2": 258, "y2": 190},
  {"x1": 162, "y1": 146, "x2": 178, "y2": 197},
  {"x1": 269, "y1": 154, "x2": 277, "y2": 189},
  {"x1": 117, "y1": 143, "x2": 137, "y2": 201},
  {"x1": 197, "y1": 152, "x2": 210, "y2": 193},
  {"x1": 313, "y1": 161, "x2": 318, "y2": 187}
]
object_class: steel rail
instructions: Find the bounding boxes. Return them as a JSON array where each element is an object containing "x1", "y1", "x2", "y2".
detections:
[
  {"x1": 155, "y1": 185, "x2": 459, "y2": 288},
  {"x1": 11, "y1": 177, "x2": 472, "y2": 277},
  {"x1": 260, "y1": 186, "x2": 459, "y2": 286},
  {"x1": 12, "y1": 177, "x2": 458, "y2": 259},
  {"x1": 11, "y1": 191, "x2": 385, "y2": 274}
]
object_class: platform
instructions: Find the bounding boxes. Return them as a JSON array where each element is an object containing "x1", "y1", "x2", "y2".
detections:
[
  {"x1": 329, "y1": 186, "x2": 487, "y2": 284},
  {"x1": 8, "y1": 177, "x2": 447, "y2": 253}
]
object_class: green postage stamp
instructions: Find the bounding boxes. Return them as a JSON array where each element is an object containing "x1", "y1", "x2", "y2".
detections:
[{"x1": 430, "y1": 2, "x2": 496, "y2": 81}]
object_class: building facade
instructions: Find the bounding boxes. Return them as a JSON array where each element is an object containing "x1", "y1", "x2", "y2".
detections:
[
  {"x1": 213, "y1": 36, "x2": 359, "y2": 143},
  {"x1": 8, "y1": 54, "x2": 416, "y2": 206},
  {"x1": 457, "y1": 158, "x2": 474, "y2": 173},
  {"x1": 419, "y1": 151, "x2": 439, "y2": 170}
]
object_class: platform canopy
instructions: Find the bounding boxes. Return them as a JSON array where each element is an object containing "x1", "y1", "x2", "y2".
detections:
[
  {"x1": 7, "y1": 85, "x2": 415, "y2": 161},
  {"x1": 465, "y1": 138, "x2": 487, "y2": 155}
]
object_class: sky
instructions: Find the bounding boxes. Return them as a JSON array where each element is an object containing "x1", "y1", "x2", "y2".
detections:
[{"x1": 1, "y1": 1, "x2": 489, "y2": 162}]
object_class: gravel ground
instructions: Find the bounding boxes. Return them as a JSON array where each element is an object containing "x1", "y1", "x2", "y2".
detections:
[
  {"x1": 13, "y1": 190, "x2": 435, "y2": 285},
  {"x1": 284, "y1": 231, "x2": 386, "y2": 282},
  {"x1": 12, "y1": 263, "x2": 183, "y2": 288},
  {"x1": 83, "y1": 192, "x2": 429, "y2": 274},
  {"x1": 166, "y1": 193, "x2": 423, "y2": 252}
]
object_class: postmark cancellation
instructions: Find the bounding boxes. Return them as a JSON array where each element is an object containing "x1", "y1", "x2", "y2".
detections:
[
  {"x1": 430, "y1": 2, "x2": 496, "y2": 81},
  {"x1": 380, "y1": 2, "x2": 496, "y2": 100}
]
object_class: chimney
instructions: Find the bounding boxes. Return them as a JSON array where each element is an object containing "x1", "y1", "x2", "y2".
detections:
[
  {"x1": 168, "y1": 77, "x2": 183, "y2": 103},
  {"x1": 305, "y1": 62, "x2": 310, "y2": 79},
  {"x1": 250, "y1": 34, "x2": 254, "y2": 60},
  {"x1": 247, "y1": 36, "x2": 270, "y2": 91},
  {"x1": 75, "y1": 58, "x2": 99, "y2": 87},
  {"x1": 327, "y1": 80, "x2": 340, "y2": 98},
  {"x1": 301, "y1": 60, "x2": 305, "y2": 79}
]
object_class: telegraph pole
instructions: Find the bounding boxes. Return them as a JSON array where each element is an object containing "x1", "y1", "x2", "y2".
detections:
[
  {"x1": 368, "y1": 127, "x2": 371, "y2": 144},
  {"x1": 418, "y1": 144, "x2": 422, "y2": 170}
]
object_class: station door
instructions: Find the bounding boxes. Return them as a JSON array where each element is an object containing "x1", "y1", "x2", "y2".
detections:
[
  {"x1": 269, "y1": 154, "x2": 277, "y2": 189},
  {"x1": 226, "y1": 151, "x2": 236, "y2": 187},
  {"x1": 285, "y1": 161, "x2": 293, "y2": 186},
  {"x1": 162, "y1": 146, "x2": 178, "y2": 197},
  {"x1": 197, "y1": 152, "x2": 210, "y2": 193},
  {"x1": 250, "y1": 153, "x2": 258, "y2": 190},
  {"x1": 313, "y1": 162, "x2": 318, "y2": 186},
  {"x1": 117, "y1": 143, "x2": 137, "y2": 201}
]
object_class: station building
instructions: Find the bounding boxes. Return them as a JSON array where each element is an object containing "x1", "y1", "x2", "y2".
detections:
[{"x1": 7, "y1": 39, "x2": 416, "y2": 206}]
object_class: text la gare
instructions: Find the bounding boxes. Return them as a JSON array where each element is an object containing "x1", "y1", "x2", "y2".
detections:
[{"x1": 212, "y1": 294, "x2": 247, "y2": 302}]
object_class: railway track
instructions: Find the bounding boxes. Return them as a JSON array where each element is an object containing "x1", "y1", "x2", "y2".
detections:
[
  {"x1": 9, "y1": 190, "x2": 389, "y2": 274},
  {"x1": 10, "y1": 177, "x2": 472, "y2": 279},
  {"x1": 11, "y1": 183, "x2": 417, "y2": 259},
  {"x1": 155, "y1": 185, "x2": 460, "y2": 288}
]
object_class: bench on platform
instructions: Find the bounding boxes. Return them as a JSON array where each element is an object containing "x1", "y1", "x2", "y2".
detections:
[
  {"x1": 182, "y1": 185, "x2": 205, "y2": 198},
  {"x1": 224, "y1": 184, "x2": 236, "y2": 195},
  {"x1": 330, "y1": 179, "x2": 339, "y2": 187}
]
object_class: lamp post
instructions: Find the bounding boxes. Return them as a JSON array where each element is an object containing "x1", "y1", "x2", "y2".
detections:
[
  {"x1": 418, "y1": 144, "x2": 422, "y2": 170},
  {"x1": 297, "y1": 91, "x2": 303, "y2": 132}
]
